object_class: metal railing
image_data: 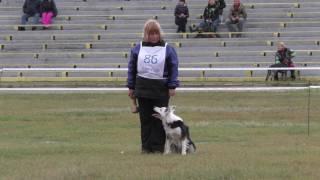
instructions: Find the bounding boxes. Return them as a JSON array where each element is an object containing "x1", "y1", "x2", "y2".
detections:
[{"x1": 0, "y1": 67, "x2": 319, "y2": 73}]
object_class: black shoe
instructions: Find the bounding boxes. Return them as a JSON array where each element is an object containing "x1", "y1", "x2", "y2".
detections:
[
  {"x1": 207, "y1": 34, "x2": 214, "y2": 38},
  {"x1": 31, "y1": 26, "x2": 37, "y2": 31},
  {"x1": 141, "y1": 148, "x2": 152, "y2": 154},
  {"x1": 194, "y1": 34, "x2": 201, "y2": 38},
  {"x1": 194, "y1": 33, "x2": 206, "y2": 38},
  {"x1": 189, "y1": 26, "x2": 194, "y2": 33},
  {"x1": 18, "y1": 26, "x2": 25, "y2": 31},
  {"x1": 291, "y1": 76, "x2": 296, "y2": 80}
]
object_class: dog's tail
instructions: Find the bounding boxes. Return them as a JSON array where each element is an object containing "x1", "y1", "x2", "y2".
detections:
[
  {"x1": 185, "y1": 126, "x2": 196, "y2": 153},
  {"x1": 187, "y1": 140, "x2": 196, "y2": 153}
]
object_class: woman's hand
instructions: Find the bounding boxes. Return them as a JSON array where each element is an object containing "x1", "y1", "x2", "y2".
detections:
[
  {"x1": 128, "y1": 89, "x2": 135, "y2": 99},
  {"x1": 169, "y1": 89, "x2": 176, "y2": 97}
]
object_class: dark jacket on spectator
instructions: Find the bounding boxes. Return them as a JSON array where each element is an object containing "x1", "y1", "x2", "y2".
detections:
[
  {"x1": 217, "y1": 0, "x2": 226, "y2": 15},
  {"x1": 275, "y1": 48, "x2": 295, "y2": 64},
  {"x1": 174, "y1": 3, "x2": 189, "y2": 25},
  {"x1": 23, "y1": 0, "x2": 41, "y2": 16},
  {"x1": 203, "y1": 3, "x2": 220, "y2": 21},
  {"x1": 40, "y1": 0, "x2": 58, "y2": 17}
]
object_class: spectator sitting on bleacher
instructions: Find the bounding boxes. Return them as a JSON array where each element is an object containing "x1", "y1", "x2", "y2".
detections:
[
  {"x1": 267, "y1": 42, "x2": 296, "y2": 81},
  {"x1": 189, "y1": 0, "x2": 221, "y2": 38},
  {"x1": 19, "y1": 0, "x2": 41, "y2": 31},
  {"x1": 225, "y1": 0, "x2": 247, "y2": 38},
  {"x1": 217, "y1": 0, "x2": 226, "y2": 23},
  {"x1": 174, "y1": 0, "x2": 189, "y2": 33},
  {"x1": 40, "y1": 0, "x2": 58, "y2": 29}
]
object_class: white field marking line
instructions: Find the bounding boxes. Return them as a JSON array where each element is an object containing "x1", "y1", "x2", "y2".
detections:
[
  {"x1": 178, "y1": 86, "x2": 320, "y2": 91},
  {"x1": 1, "y1": 67, "x2": 320, "y2": 72},
  {"x1": 0, "y1": 86, "x2": 319, "y2": 92}
]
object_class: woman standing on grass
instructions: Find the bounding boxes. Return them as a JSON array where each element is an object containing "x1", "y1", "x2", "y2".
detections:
[{"x1": 127, "y1": 19, "x2": 179, "y2": 154}]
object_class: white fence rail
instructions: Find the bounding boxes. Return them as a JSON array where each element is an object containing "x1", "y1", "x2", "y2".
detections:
[
  {"x1": 0, "y1": 86, "x2": 319, "y2": 93},
  {"x1": 0, "y1": 67, "x2": 320, "y2": 72}
]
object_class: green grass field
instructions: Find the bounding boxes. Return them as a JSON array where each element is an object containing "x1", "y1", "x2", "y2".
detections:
[{"x1": 0, "y1": 90, "x2": 320, "y2": 180}]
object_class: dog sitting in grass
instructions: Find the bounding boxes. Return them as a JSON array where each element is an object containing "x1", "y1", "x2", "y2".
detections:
[{"x1": 153, "y1": 106, "x2": 196, "y2": 155}]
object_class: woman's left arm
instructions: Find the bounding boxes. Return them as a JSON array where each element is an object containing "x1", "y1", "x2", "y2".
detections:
[{"x1": 167, "y1": 46, "x2": 179, "y2": 89}]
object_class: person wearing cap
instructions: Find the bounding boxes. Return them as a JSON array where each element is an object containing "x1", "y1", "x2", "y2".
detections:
[
  {"x1": 127, "y1": 19, "x2": 179, "y2": 153},
  {"x1": 225, "y1": 0, "x2": 247, "y2": 37}
]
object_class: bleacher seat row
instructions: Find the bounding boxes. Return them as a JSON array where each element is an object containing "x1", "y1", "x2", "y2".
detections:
[{"x1": 0, "y1": 0, "x2": 319, "y2": 81}]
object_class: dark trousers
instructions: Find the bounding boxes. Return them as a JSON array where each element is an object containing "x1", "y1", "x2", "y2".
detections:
[
  {"x1": 176, "y1": 18, "x2": 187, "y2": 33},
  {"x1": 137, "y1": 97, "x2": 169, "y2": 153},
  {"x1": 226, "y1": 19, "x2": 245, "y2": 37},
  {"x1": 176, "y1": 22, "x2": 187, "y2": 33},
  {"x1": 21, "y1": 13, "x2": 40, "y2": 25}
]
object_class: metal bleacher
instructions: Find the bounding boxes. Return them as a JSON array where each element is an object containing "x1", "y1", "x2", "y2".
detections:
[{"x1": 0, "y1": 0, "x2": 319, "y2": 82}]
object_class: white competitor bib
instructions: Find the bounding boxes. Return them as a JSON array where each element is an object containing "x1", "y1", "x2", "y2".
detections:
[{"x1": 137, "y1": 42, "x2": 167, "y2": 79}]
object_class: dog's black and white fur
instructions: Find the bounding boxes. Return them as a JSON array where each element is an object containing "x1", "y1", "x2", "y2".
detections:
[{"x1": 153, "y1": 106, "x2": 196, "y2": 155}]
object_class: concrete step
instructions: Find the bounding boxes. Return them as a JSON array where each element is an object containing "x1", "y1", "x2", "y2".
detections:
[{"x1": 1, "y1": 49, "x2": 318, "y2": 59}]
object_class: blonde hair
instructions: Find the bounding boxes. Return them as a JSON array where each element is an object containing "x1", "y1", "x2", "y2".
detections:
[
  {"x1": 278, "y1": 42, "x2": 285, "y2": 47},
  {"x1": 143, "y1": 19, "x2": 163, "y2": 42}
]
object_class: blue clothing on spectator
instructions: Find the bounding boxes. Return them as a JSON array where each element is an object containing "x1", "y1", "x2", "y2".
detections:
[
  {"x1": 21, "y1": 13, "x2": 40, "y2": 25},
  {"x1": 21, "y1": 0, "x2": 41, "y2": 25},
  {"x1": 23, "y1": 0, "x2": 41, "y2": 16}
]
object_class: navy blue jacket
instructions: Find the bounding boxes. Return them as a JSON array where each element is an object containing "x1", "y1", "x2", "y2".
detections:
[
  {"x1": 127, "y1": 41, "x2": 179, "y2": 90},
  {"x1": 174, "y1": 3, "x2": 189, "y2": 25},
  {"x1": 23, "y1": 0, "x2": 41, "y2": 16}
]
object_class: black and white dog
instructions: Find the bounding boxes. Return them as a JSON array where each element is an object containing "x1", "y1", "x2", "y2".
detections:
[{"x1": 153, "y1": 106, "x2": 196, "y2": 155}]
